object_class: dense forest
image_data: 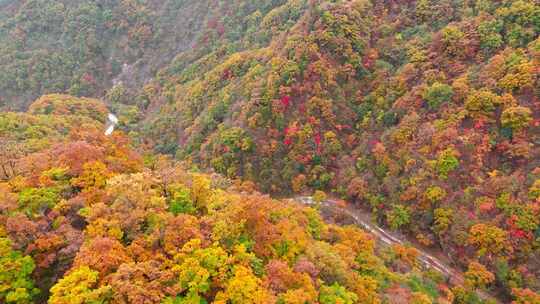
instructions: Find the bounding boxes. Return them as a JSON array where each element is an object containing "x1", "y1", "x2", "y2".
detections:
[
  {"x1": 1, "y1": 0, "x2": 540, "y2": 303},
  {"x1": 2, "y1": 95, "x2": 480, "y2": 304}
]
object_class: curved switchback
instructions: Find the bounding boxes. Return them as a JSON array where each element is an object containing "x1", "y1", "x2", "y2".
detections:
[{"x1": 293, "y1": 196, "x2": 502, "y2": 303}]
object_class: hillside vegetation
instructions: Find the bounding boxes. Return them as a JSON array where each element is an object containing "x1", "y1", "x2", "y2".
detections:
[
  {"x1": 0, "y1": 95, "x2": 484, "y2": 304},
  {"x1": 1, "y1": 0, "x2": 540, "y2": 303},
  {"x1": 0, "y1": 0, "x2": 213, "y2": 109},
  {"x1": 130, "y1": 0, "x2": 540, "y2": 299}
]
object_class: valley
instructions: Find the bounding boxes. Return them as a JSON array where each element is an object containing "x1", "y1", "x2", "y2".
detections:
[{"x1": 1, "y1": 0, "x2": 539, "y2": 303}]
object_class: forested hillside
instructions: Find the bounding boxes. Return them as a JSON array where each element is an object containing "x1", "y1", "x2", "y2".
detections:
[
  {"x1": 0, "y1": 95, "x2": 487, "y2": 304},
  {"x1": 0, "y1": 0, "x2": 213, "y2": 109},
  {"x1": 131, "y1": 0, "x2": 540, "y2": 300},
  {"x1": 1, "y1": 0, "x2": 540, "y2": 303}
]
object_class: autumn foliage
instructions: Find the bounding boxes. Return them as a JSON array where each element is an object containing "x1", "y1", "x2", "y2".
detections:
[
  {"x1": 0, "y1": 95, "x2": 472, "y2": 303},
  {"x1": 1, "y1": 0, "x2": 540, "y2": 302}
]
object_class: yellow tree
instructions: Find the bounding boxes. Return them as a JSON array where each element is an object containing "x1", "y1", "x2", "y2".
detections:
[
  {"x1": 191, "y1": 174, "x2": 213, "y2": 211},
  {"x1": 501, "y1": 106, "x2": 532, "y2": 132},
  {"x1": 464, "y1": 261, "x2": 495, "y2": 290},
  {"x1": 214, "y1": 265, "x2": 273, "y2": 304},
  {"x1": 71, "y1": 161, "x2": 112, "y2": 205},
  {"x1": 468, "y1": 223, "x2": 508, "y2": 257},
  {"x1": 49, "y1": 266, "x2": 111, "y2": 304}
]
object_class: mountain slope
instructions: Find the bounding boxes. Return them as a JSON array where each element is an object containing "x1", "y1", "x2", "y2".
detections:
[
  {"x1": 0, "y1": 0, "x2": 539, "y2": 302},
  {"x1": 0, "y1": 94, "x2": 477, "y2": 304},
  {"x1": 0, "y1": 0, "x2": 213, "y2": 110},
  {"x1": 134, "y1": 0, "x2": 540, "y2": 298}
]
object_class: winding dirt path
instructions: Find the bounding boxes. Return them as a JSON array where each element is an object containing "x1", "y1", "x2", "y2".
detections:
[{"x1": 292, "y1": 196, "x2": 502, "y2": 303}]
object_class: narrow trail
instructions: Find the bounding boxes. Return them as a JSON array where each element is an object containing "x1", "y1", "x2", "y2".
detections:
[{"x1": 292, "y1": 196, "x2": 502, "y2": 303}]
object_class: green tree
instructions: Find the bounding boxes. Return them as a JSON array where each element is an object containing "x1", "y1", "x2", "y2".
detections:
[
  {"x1": 433, "y1": 208, "x2": 453, "y2": 235},
  {"x1": 529, "y1": 180, "x2": 540, "y2": 200},
  {"x1": 478, "y1": 19, "x2": 503, "y2": 53},
  {"x1": 423, "y1": 82, "x2": 454, "y2": 109},
  {"x1": 436, "y1": 148, "x2": 459, "y2": 179},
  {"x1": 441, "y1": 25, "x2": 465, "y2": 56},
  {"x1": 425, "y1": 186, "x2": 447, "y2": 204},
  {"x1": 319, "y1": 283, "x2": 358, "y2": 304},
  {"x1": 386, "y1": 204, "x2": 411, "y2": 230},
  {"x1": 18, "y1": 187, "x2": 60, "y2": 216},
  {"x1": 168, "y1": 183, "x2": 196, "y2": 215},
  {"x1": 0, "y1": 238, "x2": 39, "y2": 304}
]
